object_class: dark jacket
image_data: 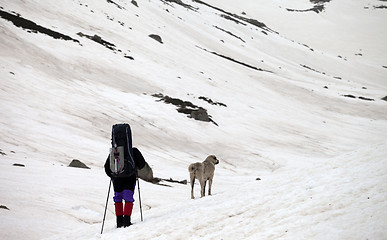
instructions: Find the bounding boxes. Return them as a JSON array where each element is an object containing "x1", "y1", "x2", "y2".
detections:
[
  {"x1": 104, "y1": 147, "x2": 146, "y2": 178},
  {"x1": 104, "y1": 147, "x2": 146, "y2": 192}
]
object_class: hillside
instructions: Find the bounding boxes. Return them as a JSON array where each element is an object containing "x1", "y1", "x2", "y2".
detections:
[{"x1": 0, "y1": 0, "x2": 386, "y2": 239}]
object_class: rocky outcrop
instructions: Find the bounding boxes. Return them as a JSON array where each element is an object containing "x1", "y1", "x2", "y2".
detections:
[{"x1": 68, "y1": 159, "x2": 90, "y2": 169}]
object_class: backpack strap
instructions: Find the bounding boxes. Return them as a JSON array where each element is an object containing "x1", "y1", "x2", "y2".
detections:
[
  {"x1": 126, "y1": 126, "x2": 135, "y2": 169},
  {"x1": 112, "y1": 125, "x2": 116, "y2": 147},
  {"x1": 112, "y1": 125, "x2": 122, "y2": 174}
]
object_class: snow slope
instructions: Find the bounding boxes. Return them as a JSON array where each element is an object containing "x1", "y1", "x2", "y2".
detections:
[{"x1": 0, "y1": 0, "x2": 386, "y2": 239}]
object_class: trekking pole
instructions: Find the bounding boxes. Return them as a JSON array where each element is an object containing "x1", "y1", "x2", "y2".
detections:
[
  {"x1": 101, "y1": 179, "x2": 112, "y2": 234},
  {"x1": 137, "y1": 177, "x2": 143, "y2": 221}
]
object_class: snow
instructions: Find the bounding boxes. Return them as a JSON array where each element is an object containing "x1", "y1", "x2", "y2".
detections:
[{"x1": 0, "y1": 0, "x2": 386, "y2": 239}]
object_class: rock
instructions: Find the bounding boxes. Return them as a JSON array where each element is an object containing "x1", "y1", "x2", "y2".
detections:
[
  {"x1": 343, "y1": 94, "x2": 356, "y2": 98},
  {"x1": 0, "y1": 205, "x2": 10, "y2": 210},
  {"x1": 131, "y1": 0, "x2": 138, "y2": 7},
  {"x1": 190, "y1": 109, "x2": 210, "y2": 122},
  {"x1": 151, "y1": 93, "x2": 218, "y2": 125},
  {"x1": 91, "y1": 34, "x2": 102, "y2": 43},
  {"x1": 68, "y1": 159, "x2": 90, "y2": 169},
  {"x1": 358, "y1": 96, "x2": 374, "y2": 101},
  {"x1": 148, "y1": 34, "x2": 163, "y2": 43},
  {"x1": 137, "y1": 162, "x2": 154, "y2": 182},
  {"x1": 13, "y1": 163, "x2": 25, "y2": 167}
]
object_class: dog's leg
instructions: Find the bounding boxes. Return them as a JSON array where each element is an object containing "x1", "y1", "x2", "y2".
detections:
[
  {"x1": 201, "y1": 180, "x2": 206, "y2": 197},
  {"x1": 208, "y1": 177, "x2": 213, "y2": 196},
  {"x1": 190, "y1": 174, "x2": 195, "y2": 199}
]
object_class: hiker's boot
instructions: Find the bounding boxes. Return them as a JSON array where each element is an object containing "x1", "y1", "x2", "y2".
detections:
[
  {"x1": 115, "y1": 202, "x2": 124, "y2": 228},
  {"x1": 116, "y1": 215, "x2": 124, "y2": 228},
  {"x1": 123, "y1": 201, "x2": 133, "y2": 227},
  {"x1": 123, "y1": 215, "x2": 131, "y2": 227}
]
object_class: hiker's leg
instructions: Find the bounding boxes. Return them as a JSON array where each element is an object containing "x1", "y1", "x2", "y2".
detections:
[
  {"x1": 113, "y1": 192, "x2": 124, "y2": 228},
  {"x1": 122, "y1": 189, "x2": 135, "y2": 227}
]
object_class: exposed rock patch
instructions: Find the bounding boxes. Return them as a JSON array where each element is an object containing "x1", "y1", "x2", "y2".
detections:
[
  {"x1": 137, "y1": 162, "x2": 154, "y2": 182},
  {"x1": 287, "y1": 0, "x2": 332, "y2": 13},
  {"x1": 192, "y1": 0, "x2": 276, "y2": 33},
  {"x1": 214, "y1": 26, "x2": 245, "y2": 43},
  {"x1": 343, "y1": 94, "x2": 356, "y2": 99},
  {"x1": 77, "y1": 32, "x2": 115, "y2": 50},
  {"x1": 301, "y1": 64, "x2": 326, "y2": 75},
  {"x1": 13, "y1": 163, "x2": 25, "y2": 167},
  {"x1": 161, "y1": 0, "x2": 197, "y2": 11},
  {"x1": 153, "y1": 177, "x2": 187, "y2": 185},
  {"x1": 68, "y1": 159, "x2": 90, "y2": 169},
  {"x1": 152, "y1": 93, "x2": 218, "y2": 126},
  {"x1": 77, "y1": 32, "x2": 134, "y2": 59},
  {"x1": 131, "y1": 0, "x2": 139, "y2": 7},
  {"x1": 198, "y1": 46, "x2": 273, "y2": 73},
  {"x1": 199, "y1": 96, "x2": 227, "y2": 107},
  {"x1": 148, "y1": 34, "x2": 163, "y2": 43},
  {"x1": 358, "y1": 96, "x2": 375, "y2": 101},
  {"x1": 0, "y1": 9, "x2": 79, "y2": 43},
  {"x1": 0, "y1": 205, "x2": 10, "y2": 210},
  {"x1": 287, "y1": 5, "x2": 325, "y2": 13},
  {"x1": 343, "y1": 95, "x2": 375, "y2": 101},
  {"x1": 106, "y1": 0, "x2": 125, "y2": 10}
]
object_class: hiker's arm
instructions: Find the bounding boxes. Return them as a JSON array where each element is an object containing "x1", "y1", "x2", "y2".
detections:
[{"x1": 133, "y1": 147, "x2": 146, "y2": 170}]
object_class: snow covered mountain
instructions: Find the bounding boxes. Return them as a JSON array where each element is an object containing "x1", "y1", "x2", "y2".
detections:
[{"x1": 0, "y1": 0, "x2": 386, "y2": 239}]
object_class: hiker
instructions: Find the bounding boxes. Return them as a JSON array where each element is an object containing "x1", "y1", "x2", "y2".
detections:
[
  {"x1": 104, "y1": 123, "x2": 154, "y2": 228},
  {"x1": 104, "y1": 147, "x2": 146, "y2": 227}
]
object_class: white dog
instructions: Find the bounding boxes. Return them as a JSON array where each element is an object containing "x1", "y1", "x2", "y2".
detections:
[{"x1": 188, "y1": 155, "x2": 219, "y2": 199}]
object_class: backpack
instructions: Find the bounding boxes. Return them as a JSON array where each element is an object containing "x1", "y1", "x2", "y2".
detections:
[{"x1": 109, "y1": 123, "x2": 136, "y2": 177}]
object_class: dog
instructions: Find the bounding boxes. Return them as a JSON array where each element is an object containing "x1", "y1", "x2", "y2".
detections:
[{"x1": 188, "y1": 155, "x2": 219, "y2": 199}]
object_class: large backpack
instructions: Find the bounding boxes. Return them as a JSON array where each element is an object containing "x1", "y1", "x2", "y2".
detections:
[{"x1": 109, "y1": 123, "x2": 136, "y2": 177}]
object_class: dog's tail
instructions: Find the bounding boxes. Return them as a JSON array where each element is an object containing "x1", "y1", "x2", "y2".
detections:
[{"x1": 188, "y1": 163, "x2": 197, "y2": 173}]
